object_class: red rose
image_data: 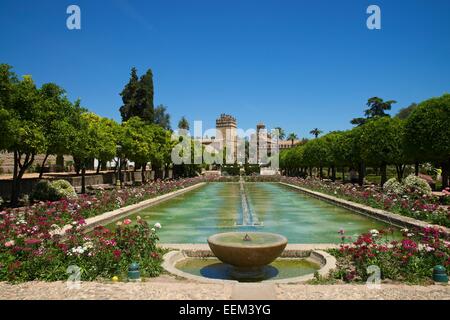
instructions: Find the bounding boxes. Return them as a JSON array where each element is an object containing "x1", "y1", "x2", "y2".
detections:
[{"x1": 113, "y1": 249, "x2": 121, "y2": 259}]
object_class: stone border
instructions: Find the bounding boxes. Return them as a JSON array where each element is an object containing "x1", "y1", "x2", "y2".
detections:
[
  {"x1": 160, "y1": 243, "x2": 339, "y2": 251},
  {"x1": 161, "y1": 245, "x2": 337, "y2": 284},
  {"x1": 54, "y1": 182, "x2": 206, "y2": 236},
  {"x1": 280, "y1": 182, "x2": 450, "y2": 236}
]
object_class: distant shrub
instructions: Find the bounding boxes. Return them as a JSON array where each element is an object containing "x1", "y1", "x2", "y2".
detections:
[
  {"x1": 32, "y1": 179, "x2": 77, "y2": 201},
  {"x1": 221, "y1": 165, "x2": 240, "y2": 176},
  {"x1": 51, "y1": 180, "x2": 77, "y2": 199},
  {"x1": 403, "y1": 174, "x2": 432, "y2": 197},
  {"x1": 383, "y1": 178, "x2": 404, "y2": 195},
  {"x1": 19, "y1": 194, "x2": 30, "y2": 206},
  {"x1": 32, "y1": 180, "x2": 59, "y2": 201},
  {"x1": 244, "y1": 164, "x2": 260, "y2": 176}
]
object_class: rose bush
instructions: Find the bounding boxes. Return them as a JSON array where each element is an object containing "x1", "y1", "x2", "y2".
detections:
[
  {"x1": 0, "y1": 216, "x2": 163, "y2": 282},
  {"x1": 329, "y1": 226, "x2": 450, "y2": 284}
]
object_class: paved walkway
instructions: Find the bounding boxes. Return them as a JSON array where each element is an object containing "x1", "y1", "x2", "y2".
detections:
[{"x1": 1, "y1": 276, "x2": 449, "y2": 300}]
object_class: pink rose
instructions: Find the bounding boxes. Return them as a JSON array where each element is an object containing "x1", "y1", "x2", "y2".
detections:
[
  {"x1": 123, "y1": 218, "x2": 132, "y2": 225},
  {"x1": 4, "y1": 240, "x2": 15, "y2": 247}
]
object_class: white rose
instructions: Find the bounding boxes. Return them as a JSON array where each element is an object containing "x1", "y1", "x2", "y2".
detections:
[{"x1": 154, "y1": 222, "x2": 162, "y2": 229}]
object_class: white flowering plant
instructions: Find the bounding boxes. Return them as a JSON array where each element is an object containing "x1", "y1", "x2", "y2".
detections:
[
  {"x1": 403, "y1": 175, "x2": 432, "y2": 197},
  {"x1": 383, "y1": 178, "x2": 405, "y2": 196}
]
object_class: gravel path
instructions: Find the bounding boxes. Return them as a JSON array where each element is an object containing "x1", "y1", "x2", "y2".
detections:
[
  {"x1": 276, "y1": 284, "x2": 450, "y2": 300},
  {"x1": 1, "y1": 276, "x2": 449, "y2": 300},
  {"x1": 0, "y1": 276, "x2": 232, "y2": 300}
]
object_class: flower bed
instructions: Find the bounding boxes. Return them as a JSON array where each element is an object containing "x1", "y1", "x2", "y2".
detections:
[
  {"x1": 0, "y1": 216, "x2": 163, "y2": 282},
  {"x1": 328, "y1": 226, "x2": 450, "y2": 284},
  {"x1": 281, "y1": 177, "x2": 450, "y2": 228},
  {"x1": 0, "y1": 177, "x2": 202, "y2": 282}
]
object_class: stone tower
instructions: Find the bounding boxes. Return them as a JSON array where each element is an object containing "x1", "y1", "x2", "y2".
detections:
[
  {"x1": 215, "y1": 114, "x2": 237, "y2": 163},
  {"x1": 256, "y1": 122, "x2": 266, "y2": 164}
]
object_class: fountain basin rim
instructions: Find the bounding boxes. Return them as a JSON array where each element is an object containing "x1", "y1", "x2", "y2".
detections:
[
  {"x1": 207, "y1": 232, "x2": 288, "y2": 249},
  {"x1": 162, "y1": 248, "x2": 337, "y2": 284}
]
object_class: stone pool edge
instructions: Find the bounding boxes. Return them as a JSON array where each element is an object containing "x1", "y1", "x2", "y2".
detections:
[
  {"x1": 53, "y1": 182, "x2": 207, "y2": 236},
  {"x1": 279, "y1": 182, "x2": 450, "y2": 236}
]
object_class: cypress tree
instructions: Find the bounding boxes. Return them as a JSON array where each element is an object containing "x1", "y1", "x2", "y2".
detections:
[
  {"x1": 135, "y1": 69, "x2": 154, "y2": 123},
  {"x1": 119, "y1": 67, "x2": 139, "y2": 122}
]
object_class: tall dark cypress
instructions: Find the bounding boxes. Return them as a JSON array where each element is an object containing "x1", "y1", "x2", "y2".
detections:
[
  {"x1": 135, "y1": 69, "x2": 154, "y2": 123},
  {"x1": 119, "y1": 67, "x2": 139, "y2": 122}
]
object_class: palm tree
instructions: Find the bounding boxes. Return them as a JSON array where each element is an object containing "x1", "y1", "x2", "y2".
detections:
[
  {"x1": 309, "y1": 128, "x2": 322, "y2": 138},
  {"x1": 274, "y1": 127, "x2": 285, "y2": 140},
  {"x1": 287, "y1": 133, "x2": 298, "y2": 147},
  {"x1": 177, "y1": 116, "x2": 189, "y2": 130}
]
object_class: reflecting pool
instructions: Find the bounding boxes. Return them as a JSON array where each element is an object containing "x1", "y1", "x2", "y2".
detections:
[{"x1": 106, "y1": 183, "x2": 397, "y2": 243}]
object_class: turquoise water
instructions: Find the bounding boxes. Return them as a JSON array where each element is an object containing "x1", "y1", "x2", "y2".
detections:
[
  {"x1": 106, "y1": 182, "x2": 396, "y2": 243},
  {"x1": 176, "y1": 258, "x2": 320, "y2": 282}
]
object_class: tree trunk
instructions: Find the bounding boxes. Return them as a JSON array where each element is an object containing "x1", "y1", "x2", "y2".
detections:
[
  {"x1": 56, "y1": 154, "x2": 64, "y2": 172},
  {"x1": 342, "y1": 167, "x2": 345, "y2": 182},
  {"x1": 81, "y1": 163, "x2": 86, "y2": 194},
  {"x1": 309, "y1": 167, "x2": 312, "y2": 177},
  {"x1": 164, "y1": 165, "x2": 170, "y2": 180},
  {"x1": 415, "y1": 161, "x2": 419, "y2": 176},
  {"x1": 122, "y1": 160, "x2": 127, "y2": 186},
  {"x1": 154, "y1": 167, "x2": 163, "y2": 180},
  {"x1": 141, "y1": 163, "x2": 146, "y2": 184},
  {"x1": 319, "y1": 167, "x2": 323, "y2": 179},
  {"x1": 11, "y1": 152, "x2": 35, "y2": 207},
  {"x1": 358, "y1": 163, "x2": 365, "y2": 186},
  {"x1": 74, "y1": 158, "x2": 81, "y2": 175},
  {"x1": 10, "y1": 151, "x2": 19, "y2": 207},
  {"x1": 96, "y1": 161, "x2": 101, "y2": 174},
  {"x1": 39, "y1": 153, "x2": 49, "y2": 179},
  {"x1": 395, "y1": 164, "x2": 405, "y2": 182},
  {"x1": 442, "y1": 161, "x2": 449, "y2": 190},
  {"x1": 331, "y1": 166, "x2": 336, "y2": 182},
  {"x1": 117, "y1": 158, "x2": 122, "y2": 188},
  {"x1": 380, "y1": 163, "x2": 387, "y2": 188}
]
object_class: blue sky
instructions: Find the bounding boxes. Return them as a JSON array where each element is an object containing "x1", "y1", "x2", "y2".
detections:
[{"x1": 1, "y1": 0, "x2": 449, "y2": 138}]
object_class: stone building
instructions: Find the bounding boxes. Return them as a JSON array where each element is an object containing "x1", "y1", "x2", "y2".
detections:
[
  {"x1": 278, "y1": 140, "x2": 302, "y2": 149},
  {"x1": 0, "y1": 152, "x2": 74, "y2": 175}
]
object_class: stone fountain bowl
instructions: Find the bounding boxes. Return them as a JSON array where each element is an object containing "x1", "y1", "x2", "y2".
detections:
[{"x1": 207, "y1": 232, "x2": 288, "y2": 268}]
